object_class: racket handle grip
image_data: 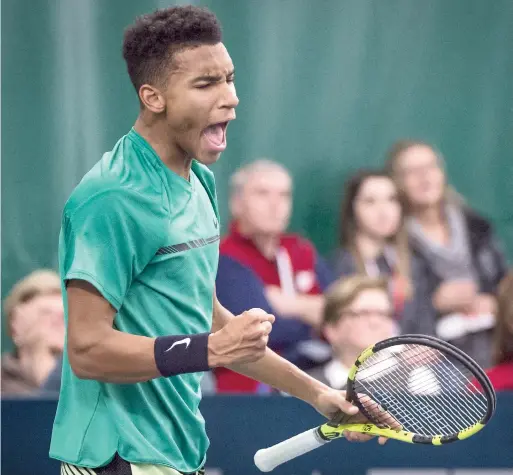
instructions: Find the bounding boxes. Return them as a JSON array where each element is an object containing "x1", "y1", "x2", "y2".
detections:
[{"x1": 254, "y1": 427, "x2": 327, "y2": 472}]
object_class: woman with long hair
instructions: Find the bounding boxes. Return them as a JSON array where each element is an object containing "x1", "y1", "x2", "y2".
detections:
[
  {"x1": 386, "y1": 140, "x2": 507, "y2": 368},
  {"x1": 331, "y1": 169, "x2": 436, "y2": 335}
]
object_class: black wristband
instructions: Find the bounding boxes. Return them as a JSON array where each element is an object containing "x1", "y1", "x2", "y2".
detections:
[{"x1": 154, "y1": 333, "x2": 210, "y2": 377}]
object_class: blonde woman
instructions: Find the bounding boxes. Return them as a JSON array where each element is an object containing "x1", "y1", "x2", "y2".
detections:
[
  {"x1": 386, "y1": 140, "x2": 507, "y2": 368},
  {"x1": 2, "y1": 270, "x2": 64, "y2": 395}
]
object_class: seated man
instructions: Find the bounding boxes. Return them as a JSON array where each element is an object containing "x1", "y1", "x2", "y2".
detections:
[
  {"x1": 216, "y1": 159, "x2": 334, "y2": 392},
  {"x1": 1, "y1": 270, "x2": 65, "y2": 396},
  {"x1": 308, "y1": 275, "x2": 398, "y2": 389}
]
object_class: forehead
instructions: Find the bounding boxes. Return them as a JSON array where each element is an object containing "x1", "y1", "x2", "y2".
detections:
[
  {"x1": 23, "y1": 292, "x2": 62, "y2": 308},
  {"x1": 172, "y1": 43, "x2": 233, "y2": 78},
  {"x1": 351, "y1": 288, "x2": 390, "y2": 308},
  {"x1": 358, "y1": 176, "x2": 395, "y2": 196},
  {"x1": 399, "y1": 145, "x2": 438, "y2": 167},
  {"x1": 246, "y1": 169, "x2": 292, "y2": 190}
]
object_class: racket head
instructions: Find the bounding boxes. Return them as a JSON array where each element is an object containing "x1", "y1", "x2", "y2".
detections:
[{"x1": 345, "y1": 334, "x2": 496, "y2": 444}]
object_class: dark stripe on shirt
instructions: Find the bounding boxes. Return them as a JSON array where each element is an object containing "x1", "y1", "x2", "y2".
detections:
[{"x1": 156, "y1": 235, "x2": 220, "y2": 256}]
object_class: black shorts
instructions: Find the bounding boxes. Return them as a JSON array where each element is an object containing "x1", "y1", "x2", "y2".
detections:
[{"x1": 61, "y1": 453, "x2": 205, "y2": 475}]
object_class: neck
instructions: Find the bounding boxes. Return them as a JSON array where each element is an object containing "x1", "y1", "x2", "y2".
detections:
[
  {"x1": 355, "y1": 233, "x2": 385, "y2": 261},
  {"x1": 412, "y1": 204, "x2": 445, "y2": 228},
  {"x1": 252, "y1": 235, "x2": 280, "y2": 260},
  {"x1": 134, "y1": 115, "x2": 193, "y2": 180},
  {"x1": 237, "y1": 222, "x2": 279, "y2": 259},
  {"x1": 17, "y1": 347, "x2": 57, "y2": 387},
  {"x1": 336, "y1": 350, "x2": 359, "y2": 370}
]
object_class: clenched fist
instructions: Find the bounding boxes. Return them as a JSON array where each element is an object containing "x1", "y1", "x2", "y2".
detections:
[{"x1": 208, "y1": 308, "x2": 275, "y2": 367}]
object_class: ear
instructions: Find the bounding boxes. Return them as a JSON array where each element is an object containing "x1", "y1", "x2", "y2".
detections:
[
  {"x1": 139, "y1": 84, "x2": 166, "y2": 113},
  {"x1": 323, "y1": 323, "x2": 338, "y2": 346},
  {"x1": 230, "y1": 194, "x2": 242, "y2": 219},
  {"x1": 9, "y1": 308, "x2": 20, "y2": 341}
]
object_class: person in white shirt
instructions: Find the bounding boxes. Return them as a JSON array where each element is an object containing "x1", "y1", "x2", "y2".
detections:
[{"x1": 308, "y1": 275, "x2": 397, "y2": 389}]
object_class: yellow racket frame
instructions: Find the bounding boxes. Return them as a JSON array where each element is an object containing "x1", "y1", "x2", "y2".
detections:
[{"x1": 316, "y1": 335, "x2": 495, "y2": 446}]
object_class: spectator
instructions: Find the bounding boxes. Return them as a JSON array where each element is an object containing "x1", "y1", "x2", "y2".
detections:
[
  {"x1": 308, "y1": 275, "x2": 397, "y2": 389},
  {"x1": 216, "y1": 159, "x2": 334, "y2": 392},
  {"x1": 486, "y1": 271, "x2": 513, "y2": 390},
  {"x1": 386, "y1": 140, "x2": 507, "y2": 368},
  {"x1": 40, "y1": 355, "x2": 63, "y2": 395},
  {"x1": 331, "y1": 169, "x2": 436, "y2": 335},
  {"x1": 1, "y1": 270, "x2": 64, "y2": 396}
]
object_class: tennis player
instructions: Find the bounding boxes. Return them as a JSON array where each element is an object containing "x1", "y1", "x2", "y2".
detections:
[{"x1": 49, "y1": 6, "x2": 380, "y2": 475}]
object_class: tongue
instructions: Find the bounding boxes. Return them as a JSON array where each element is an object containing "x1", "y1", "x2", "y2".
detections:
[{"x1": 203, "y1": 124, "x2": 224, "y2": 146}]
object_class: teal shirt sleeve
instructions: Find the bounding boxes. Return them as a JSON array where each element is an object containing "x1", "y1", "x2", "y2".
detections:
[{"x1": 61, "y1": 188, "x2": 163, "y2": 310}]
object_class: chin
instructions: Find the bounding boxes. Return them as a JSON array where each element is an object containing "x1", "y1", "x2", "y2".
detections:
[
  {"x1": 195, "y1": 152, "x2": 223, "y2": 166},
  {"x1": 417, "y1": 192, "x2": 442, "y2": 206},
  {"x1": 262, "y1": 226, "x2": 286, "y2": 236},
  {"x1": 375, "y1": 228, "x2": 396, "y2": 239}
]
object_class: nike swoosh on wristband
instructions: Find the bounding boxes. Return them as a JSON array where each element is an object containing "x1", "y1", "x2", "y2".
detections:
[{"x1": 165, "y1": 337, "x2": 191, "y2": 352}]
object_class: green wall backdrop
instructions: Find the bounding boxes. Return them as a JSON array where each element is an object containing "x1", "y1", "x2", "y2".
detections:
[{"x1": 2, "y1": 0, "x2": 513, "y2": 350}]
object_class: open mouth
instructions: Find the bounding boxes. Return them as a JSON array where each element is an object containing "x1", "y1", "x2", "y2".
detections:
[{"x1": 202, "y1": 121, "x2": 229, "y2": 152}]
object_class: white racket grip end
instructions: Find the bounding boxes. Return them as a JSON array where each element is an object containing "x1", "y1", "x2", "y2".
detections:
[{"x1": 254, "y1": 427, "x2": 327, "y2": 472}]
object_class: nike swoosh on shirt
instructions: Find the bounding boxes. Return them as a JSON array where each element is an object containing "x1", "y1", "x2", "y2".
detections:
[{"x1": 165, "y1": 337, "x2": 191, "y2": 352}]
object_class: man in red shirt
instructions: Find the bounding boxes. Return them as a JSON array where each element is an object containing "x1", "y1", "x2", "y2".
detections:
[{"x1": 215, "y1": 160, "x2": 334, "y2": 392}]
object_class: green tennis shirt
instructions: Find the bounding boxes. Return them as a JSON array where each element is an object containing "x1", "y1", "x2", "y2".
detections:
[{"x1": 49, "y1": 129, "x2": 220, "y2": 472}]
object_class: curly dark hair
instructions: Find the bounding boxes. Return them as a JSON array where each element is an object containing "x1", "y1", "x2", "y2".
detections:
[{"x1": 122, "y1": 6, "x2": 222, "y2": 92}]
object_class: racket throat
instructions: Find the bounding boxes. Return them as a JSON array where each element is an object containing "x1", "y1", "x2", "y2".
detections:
[{"x1": 317, "y1": 424, "x2": 346, "y2": 442}]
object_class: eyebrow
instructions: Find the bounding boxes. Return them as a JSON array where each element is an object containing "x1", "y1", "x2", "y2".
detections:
[{"x1": 193, "y1": 69, "x2": 235, "y2": 83}]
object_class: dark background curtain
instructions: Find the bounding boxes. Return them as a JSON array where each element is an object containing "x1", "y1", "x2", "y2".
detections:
[{"x1": 2, "y1": 0, "x2": 512, "y2": 350}]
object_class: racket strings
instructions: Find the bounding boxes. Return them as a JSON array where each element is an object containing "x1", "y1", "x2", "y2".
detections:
[
  {"x1": 359, "y1": 345, "x2": 487, "y2": 433},
  {"x1": 356, "y1": 365, "x2": 453, "y2": 435},
  {"x1": 375, "y1": 346, "x2": 486, "y2": 432},
  {"x1": 354, "y1": 344, "x2": 488, "y2": 436},
  {"x1": 360, "y1": 366, "x2": 466, "y2": 435},
  {"x1": 379, "y1": 354, "x2": 483, "y2": 428}
]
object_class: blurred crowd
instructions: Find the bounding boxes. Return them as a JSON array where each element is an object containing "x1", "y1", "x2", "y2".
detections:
[{"x1": 2, "y1": 140, "x2": 513, "y2": 397}]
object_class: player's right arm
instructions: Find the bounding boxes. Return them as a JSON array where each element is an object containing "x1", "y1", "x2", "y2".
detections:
[
  {"x1": 66, "y1": 279, "x2": 159, "y2": 383},
  {"x1": 66, "y1": 278, "x2": 274, "y2": 383},
  {"x1": 67, "y1": 277, "x2": 275, "y2": 382}
]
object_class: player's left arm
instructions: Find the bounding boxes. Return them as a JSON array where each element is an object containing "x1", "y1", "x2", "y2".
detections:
[{"x1": 212, "y1": 292, "x2": 372, "y2": 440}]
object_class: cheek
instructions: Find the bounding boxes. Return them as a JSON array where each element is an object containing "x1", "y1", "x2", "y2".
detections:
[
  {"x1": 432, "y1": 171, "x2": 446, "y2": 192},
  {"x1": 354, "y1": 205, "x2": 371, "y2": 228},
  {"x1": 250, "y1": 199, "x2": 267, "y2": 216},
  {"x1": 166, "y1": 95, "x2": 203, "y2": 132},
  {"x1": 279, "y1": 199, "x2": 292, "y2": 219},
  {"x1": 405, "y1": 176, "x2": 421, "y2": 197},
  {"x1": 332, "y1": 322, "x2": 350, "y2": 344},
  {"x1": 388, "y1": 204, "x2": 402, "y2": 226},
  {"x1": 169, "y1": 112, "x2": 196, "y2": 134}
]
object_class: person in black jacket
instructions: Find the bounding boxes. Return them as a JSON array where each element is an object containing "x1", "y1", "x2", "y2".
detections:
[
  {"x1": 386, "y1": 140, "x2": 508, "y2": 368},
  {"x1": 331, "y1": 169, "x2": 437, "y2": 336}
]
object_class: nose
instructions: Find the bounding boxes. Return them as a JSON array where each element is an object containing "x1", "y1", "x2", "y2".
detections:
[{"x1": 221, "y1": 82, "x2": 239, "y2": 110}]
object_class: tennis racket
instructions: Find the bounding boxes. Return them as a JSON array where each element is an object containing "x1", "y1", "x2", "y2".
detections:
[{"x1": 254, "y1": 334, "x2": 496, "y2": 472}]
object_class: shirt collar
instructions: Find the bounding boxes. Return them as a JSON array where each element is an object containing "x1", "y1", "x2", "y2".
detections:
[
  {"x1": 228, "y1": 221, "x2": 282, "y2": 261},
  {"x1": 324, "y1": 359, "x2": 349, "y2": 389}
]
